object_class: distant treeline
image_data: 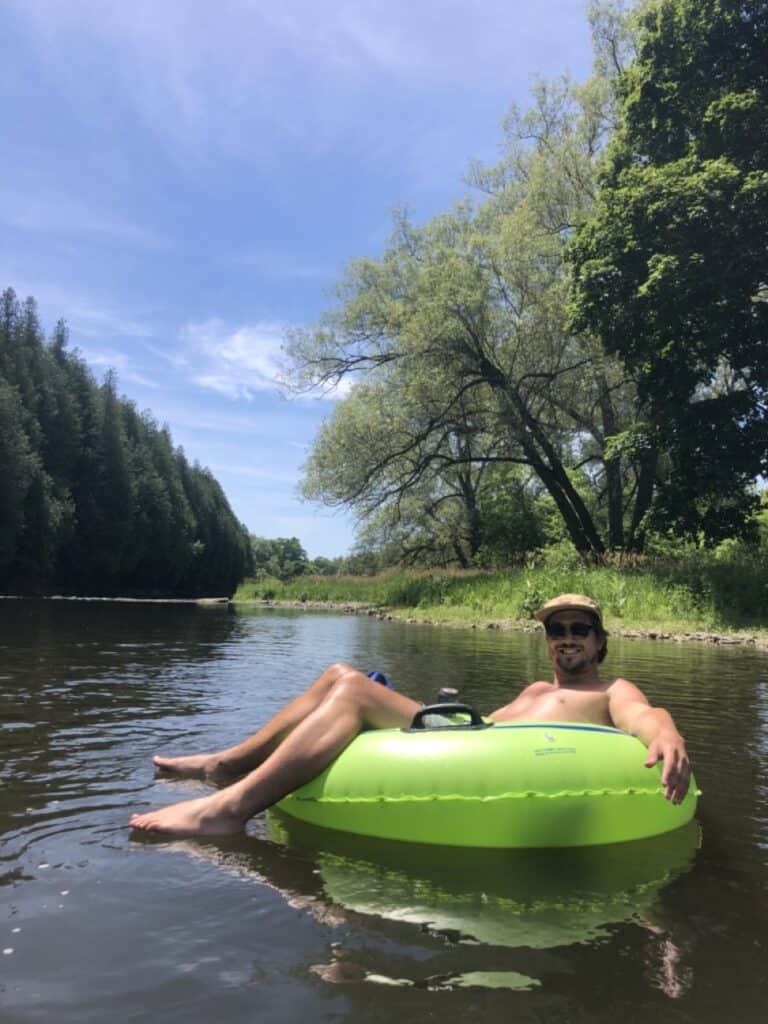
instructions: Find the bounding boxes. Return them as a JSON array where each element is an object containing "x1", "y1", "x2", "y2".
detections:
[
  {"x1": 248, "y1": 534, "x2": 384, "y2": 582},
  {"x1": 236, "y1": 534, "x2": 768, "y2": 632},
  {"x1": 0, "y1": 288, "x2": 252, "y2": 596}
]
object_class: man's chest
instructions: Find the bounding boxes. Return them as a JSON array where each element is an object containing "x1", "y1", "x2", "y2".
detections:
[{"x1": 526, "y1": 686, "x2": 612, "y2": 723}]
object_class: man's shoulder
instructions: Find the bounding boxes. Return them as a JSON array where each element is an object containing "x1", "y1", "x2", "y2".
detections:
[
  {"x1": 606, "y1": 676, "x2": 648, "y2": 701},
  {"x1": 606, "y1": 676, "x2": 636, "y2": 689}
]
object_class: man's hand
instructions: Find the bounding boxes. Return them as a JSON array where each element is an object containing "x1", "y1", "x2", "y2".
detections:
[
  {"x1": 644, "y1": 731, "x2": 691, "y2": 804},
  {"x1": 607, "y1": 681, "x2": 693, "y2": 804}
]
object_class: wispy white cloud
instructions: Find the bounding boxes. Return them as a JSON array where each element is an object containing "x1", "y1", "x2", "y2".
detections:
[
  {"x1": 220, "y1": 247, "x2": 334, "y2": 281},
  {"x1": 177, "y1": 316, "x2": 351, "y2": 403},
  {"x1": 149, "y1": 406, "x2": 292, "y2": 437},
  {"x1": 78, "y1": 346, "x2": 159, "y2": 389},
  {"x1": 1, "y1": 0, "x2": 591, "y2": 562},
  {"x1": 257, "y1": 3, "x2": 423, "y2": 74},
  {"x1": 0, "y1": 189, "x2": 168, "y2": 248},
  {"x1": 66, "y1": 305, "x2": 154, "y2": 340},
  {"x1": 208, "y1": 463, "x2": 300, "y2": 484},
  {"x1": 0, "y1": 276, "x2": 156, "y2": 341},
  {"x1": 9, "y1": 1, "x2": 591, "y2": 166},
  {"x1": 141, "y1": 341, "x2": 189, "y2": 369},
  {"x1": 180, "y1": 318, "x2": 285, "y2": 400}
]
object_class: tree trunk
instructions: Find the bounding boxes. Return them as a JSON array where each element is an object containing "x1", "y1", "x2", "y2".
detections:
[
  {"x1": 506, "y1": 398, "x2": 606, "y2": 557},
  {"x1": 597, "y1": 373, "x2": 625, "y2": 549},
  {"x1": 626, "y1": 448, "x2": 658, "y2": 553}
]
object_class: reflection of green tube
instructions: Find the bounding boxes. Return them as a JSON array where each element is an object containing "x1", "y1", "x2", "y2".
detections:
[
  {"x1": 267, "y1": 812, "x2": 701, "y2": 949},
  {"x1": 277, "y1": 722, "x2": 699, "y2": 847}
]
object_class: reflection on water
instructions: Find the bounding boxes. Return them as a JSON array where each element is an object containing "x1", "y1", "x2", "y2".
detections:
[
  {"x1": 1, "y1": 601, "x2": 767, "y2": 1022},
  {"x1": 148, "y1": 813, "x2": 700, "y2": 996},
  {"x1": 268, "y1": 814, "x2": 701, "y2": 950}
]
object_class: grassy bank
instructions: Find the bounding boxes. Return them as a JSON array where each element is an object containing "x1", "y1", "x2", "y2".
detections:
[{"x1": 233, "y1": 543, "x2": 768, "y2": 637}]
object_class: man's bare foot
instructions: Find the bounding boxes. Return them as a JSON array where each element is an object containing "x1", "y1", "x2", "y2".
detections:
[
  {"x1": 152, "y1": 753, "x2": 239, "y2": 786},
  {"x1": 129, "y1": 792, "x2": 246, "y2": 838}
]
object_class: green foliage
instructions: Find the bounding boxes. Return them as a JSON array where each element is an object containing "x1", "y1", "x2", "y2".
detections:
[
  {"x1": 568, "y1": 0, "x2": 768, "y2": 539},
  {"x1": 236, "y1": 532, "x2": 768, "y2": 632},
  {"x1": 0, "y1": 377, "x2": 40, "y2": 564},
  {"x1": 308, "y1": 556, "x2": 334, "y2": 575},
  {"x1": 287, "y1": 31, "x2": 725, "y2": 559},
  {"x1": 250, "y1": 536, "x2": 310, "y2": 582},
  {"x1": 472, "y1": 465, "x2": 553, "y2": 568},
  {"x1": 0, "y1": 287, "x2": 252, "y2": 596},
  {"x1": 302, "y1": 370, "x2": 506, "y2": 568},
  {"x1": 283, "y1": 0, "x2": 764, "y2": 564}
]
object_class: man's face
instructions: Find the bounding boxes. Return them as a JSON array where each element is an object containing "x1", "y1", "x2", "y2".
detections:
[{"x1": 544, "y1": 610, "x2": 602, "y2": 675}]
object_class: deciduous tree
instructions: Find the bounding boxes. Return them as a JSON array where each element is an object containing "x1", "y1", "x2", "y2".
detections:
[
  {"x1": 568, "y1": 0, "x2": 768, "y2": 539},
  {"x1": 287, "y1": 72, "x2": 658, "y2": 556}
]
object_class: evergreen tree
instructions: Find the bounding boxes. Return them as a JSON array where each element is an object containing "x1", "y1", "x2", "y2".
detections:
[
  {"x1": 0, "y1": 378, "x2": 37, "y2": 574},
  {"x1": 0, "y1": 286, "x2": 252, "y2": 595}
]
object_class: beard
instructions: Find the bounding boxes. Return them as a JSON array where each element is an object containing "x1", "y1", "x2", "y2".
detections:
[{"x1": 553, "y1": 648, "x2": 598, "y2": 675}]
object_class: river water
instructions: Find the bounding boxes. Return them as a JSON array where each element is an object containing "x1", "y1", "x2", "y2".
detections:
[{"x1": 1, "y1": 600, "x2": 766, "y2": 1022}]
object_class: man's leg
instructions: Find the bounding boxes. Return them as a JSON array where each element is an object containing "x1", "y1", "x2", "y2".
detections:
[
  {"x1": 152, "y1": 662, "x2": 371, "y2": 783},
  {"x1": 130, "y1": 669, "x2": 420, "y2": 837}
]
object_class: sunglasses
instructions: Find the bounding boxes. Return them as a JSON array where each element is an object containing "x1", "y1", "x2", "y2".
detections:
[{"x1": 544, "y1": 621, "x2": 595, "y2": 639}]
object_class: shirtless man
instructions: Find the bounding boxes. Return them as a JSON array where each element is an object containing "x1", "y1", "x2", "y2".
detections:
[{"x1": 129, "y1": 593, "x2": 691, "y2": 837}]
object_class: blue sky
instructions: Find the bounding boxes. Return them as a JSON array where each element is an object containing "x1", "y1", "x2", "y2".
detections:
[{"x1": 1, "y1": 0, "x2": 594, "y2": 558}]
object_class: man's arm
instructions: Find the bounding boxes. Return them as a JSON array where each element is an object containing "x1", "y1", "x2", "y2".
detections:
[{"x1": 608, "y1": 679, "x2": 691, "y2": 804}]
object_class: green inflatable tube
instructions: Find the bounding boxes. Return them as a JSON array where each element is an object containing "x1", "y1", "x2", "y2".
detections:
[{"x1": 277, "y1": 720, "x2": 699, "y2": 848}]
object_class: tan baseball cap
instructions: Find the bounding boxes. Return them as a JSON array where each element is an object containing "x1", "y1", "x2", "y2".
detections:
[{"x1": 534, "y1": 593, "x2": 605, "y2": 629}]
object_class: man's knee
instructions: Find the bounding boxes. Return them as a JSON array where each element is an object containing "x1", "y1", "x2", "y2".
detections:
[
  {"x1": 324, "y1": 661, "x2": 356, "y2": 679},
  {"x1": 326, "y1": 670, "x2": 371, "y2": 705}
]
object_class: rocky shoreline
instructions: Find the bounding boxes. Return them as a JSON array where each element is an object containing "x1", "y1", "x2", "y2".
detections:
[{"x1": 237, "y1": 598, "x2": 768, "y2": 651}]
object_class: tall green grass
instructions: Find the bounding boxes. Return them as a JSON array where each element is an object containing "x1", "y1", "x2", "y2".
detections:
[{"x1": 233, "y1": 541, "x2": 768, "y2": 634}]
